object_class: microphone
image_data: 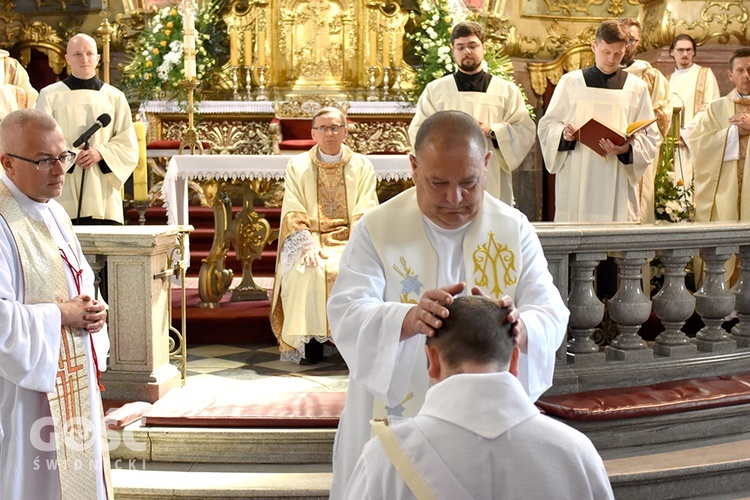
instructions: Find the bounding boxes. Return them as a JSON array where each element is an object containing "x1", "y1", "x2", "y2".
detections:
[{"x1": 72, "y1": 113, "x2": 112, "y2": 148}]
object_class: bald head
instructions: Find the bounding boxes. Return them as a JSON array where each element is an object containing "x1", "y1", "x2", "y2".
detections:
[
  {"x1": 0, "y1": 109, "x2": 59, "y2": 154},
  {"x1": 413, "y1": 110, "x2": 486, "y2": 157},
  {"x1": 66, "y1": 33, "x2": 100, "y2": 80}
]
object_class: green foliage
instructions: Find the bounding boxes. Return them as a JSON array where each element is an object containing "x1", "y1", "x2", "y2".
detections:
[{"x1": 119, "y1": 0, "x2": 227, "y2": 105}]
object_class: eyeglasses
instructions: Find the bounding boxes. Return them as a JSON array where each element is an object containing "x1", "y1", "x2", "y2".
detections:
[
  {"x1": 627, "y1": 37, "x2": 640, "y2": 45},
  {"x1": 6, "y1": 151, "x2": 77, "y2": 171},
  {"x1": 453, "y1": 43, "x2": 482, "y2": 52},
  {"x1": 313, "y1": 125, "x2": 345, "y2": 134}
]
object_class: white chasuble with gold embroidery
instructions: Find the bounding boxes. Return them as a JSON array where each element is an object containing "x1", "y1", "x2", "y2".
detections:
[
  {"x1": 270, "y1": 146, "x2": 378, "y2": 361},
  {"x1": 692, "y1": 92, "x2": 750, "y2": 223}
]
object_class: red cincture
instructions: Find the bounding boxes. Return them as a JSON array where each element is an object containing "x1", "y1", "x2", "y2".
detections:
[{"x1": 59, "y1": 248, "x2": 104, "y2": 391}]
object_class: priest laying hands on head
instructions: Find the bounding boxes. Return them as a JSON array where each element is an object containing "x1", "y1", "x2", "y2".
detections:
[{"x1": 327, "y1": 110, "x2": 568, "y2": 499}]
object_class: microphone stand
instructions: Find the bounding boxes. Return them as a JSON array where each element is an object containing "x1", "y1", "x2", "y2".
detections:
[{"x1": 75, "y1": 140, "x2": 89, "y2": 224}]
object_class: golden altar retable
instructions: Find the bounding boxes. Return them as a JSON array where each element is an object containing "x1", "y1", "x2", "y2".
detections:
[{"x1": 164, "y1": 154, "x2": 412, "y2": 307}]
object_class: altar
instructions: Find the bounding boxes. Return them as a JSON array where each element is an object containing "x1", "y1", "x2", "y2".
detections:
[
  {"x1": 141, "y1": 100, "x2": 415, "y2": 156},
  {"x1": 164, "y1": 154, "x2": 412, "y2": 307}
]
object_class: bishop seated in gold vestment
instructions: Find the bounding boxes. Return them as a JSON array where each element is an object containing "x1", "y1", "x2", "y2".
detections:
[{"x1": 270, "y1": 107, "x2": 379, "y2": 364}]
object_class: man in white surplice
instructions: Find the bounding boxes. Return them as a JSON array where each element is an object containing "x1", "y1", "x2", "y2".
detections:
[
  {"x1": 0, "y1": 109, "x2": 111, "y2": 498},
  {"x1": 537, "y1": 19, "x2": 659, "y2": 222},
  {"x1": 36, "y1": 33, "x2": 138, "y2": 225},
  {"x1": 408, "y1": 21, "x2": 535, "y2": 206},
  {"x1": 669, "y1": 34, "x2": 721, "y2": 190},
  {"x1": 327, "y1": 110, "x2": 568, "y2": 499},
  {"x1": 345, "y1": 296, "x2": 613, "y2": 500}
]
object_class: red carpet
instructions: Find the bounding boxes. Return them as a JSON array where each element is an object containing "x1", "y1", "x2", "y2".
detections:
[
  {"x1": 141, "y1": 387, "x2": 346, "y2": 428},
  {"x1": 172, "y1": 287, "x2": 275, "y2": 345}
]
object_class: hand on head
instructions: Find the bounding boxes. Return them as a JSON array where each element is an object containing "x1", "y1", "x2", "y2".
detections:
[
  {"x1": 470, "y1": 286, "x2": 528, "y2": 353},
  {"x1": 401, "y1": 282, "x2": 466, "y2": 340}
]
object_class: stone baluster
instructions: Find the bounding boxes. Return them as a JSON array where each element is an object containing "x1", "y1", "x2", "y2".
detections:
[
  {"x1": 606, "y1": 250, "x2": 655, "y2": 361},
  {"x1": 731, "y1": 245, "x2": 750, "y2": 348},
  {"x1": 694, "y1": 246, "x2": 737, "y2": 352},
  {"x1": 567, "y1": 252, "x2": 607, "y2": 364},
  {"x1": 652, "y1": 249, "x2": 698, "y2": 356}
]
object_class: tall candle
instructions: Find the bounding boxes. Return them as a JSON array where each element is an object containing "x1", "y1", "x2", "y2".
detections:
[
  {"x1": 368, "y1": 31, "x2": 377, "y2": 67},
  {"x1": 244, "y1": 31, "x2": 253, "y2": 67},
  {"x1": 257, "y1": 31, "x2": 266, "y2": 66},
  {"x1": 394, "y1": 39, "x2": 403, "y2": 66},
  {"x1": 382, "y1": 31, "x2": 390, "y2": 67},
  {"x1": 229, "y1": 30, "x2": 239, "y2": 66},
  {"x1": 132, "y1": 122, "x2": 148, "y2": 201},
  {"x1": 183, "y1": 3, "x2": 196, "y2": 78}
]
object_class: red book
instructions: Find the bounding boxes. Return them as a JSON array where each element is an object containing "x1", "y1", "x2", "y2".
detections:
[{"x1": 576, "y1": 117, "x2": 657, "y2": 157}]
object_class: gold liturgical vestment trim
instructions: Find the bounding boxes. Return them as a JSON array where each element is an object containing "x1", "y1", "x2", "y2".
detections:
[{"x1": 0, "y1": 183, "x2": 107, "y2": 499}]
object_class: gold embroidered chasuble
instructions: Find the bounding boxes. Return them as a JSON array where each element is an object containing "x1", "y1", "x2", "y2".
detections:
[
  {"x1": 0, "y1": 183, "x2": 111, "y2": 499},
  {"x1": 270, "y1": 145, "x2": 378, "y2": 355},
  {"x1": 364, "y1": 188, "x2": 521, "y2": 419},
  {"x1": 693, "y1": 90, "x2": 750, "y2": 223}
]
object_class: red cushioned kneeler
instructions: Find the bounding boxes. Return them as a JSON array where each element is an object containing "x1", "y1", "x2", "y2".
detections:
[{"x1": 537, "y1": 372, "x2": 750, "y2": 421}]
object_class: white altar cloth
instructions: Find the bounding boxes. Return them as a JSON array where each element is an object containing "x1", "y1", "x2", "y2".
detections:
[
  {"x1": 141, "y1": 100, "x2": 415, "y2": 115},
  {"x1": 163, "y1": 154, "x2": 412, "y2": 227}
]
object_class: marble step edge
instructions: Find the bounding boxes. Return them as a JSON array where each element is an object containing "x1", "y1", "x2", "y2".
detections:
[
  {"x1": 606, "y1": 437, "x2": 750, "y2": 500},
  {"x1": 112, "y1": 466, "x2": 331, "y2": 500},
  {"x1": 109, "y1": 422, "x2": 337, "y2": 464}
]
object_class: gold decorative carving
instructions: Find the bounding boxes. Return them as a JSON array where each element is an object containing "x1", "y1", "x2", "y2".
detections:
[
  {"x1": 527, "y1": 43, "x2": 595, "y2": 96},
  {"x1": 160, "y1": 119, "x2": 276, "y2": 155},
  {"x1": 641, "y1": 0, "x2": 750, "y2": 50},
  {"x1": 0, "y1": 13, "x2": 66, "y2": 75},
  {"x1": 348, "y1": 120, "x2": 411, "y2": 154},
  {"x1": 273, "y1": 96, "x2": 349, "y2": 117},
  {"x1": 522, "y1": 0, "x2": 639, "y2": 19}
]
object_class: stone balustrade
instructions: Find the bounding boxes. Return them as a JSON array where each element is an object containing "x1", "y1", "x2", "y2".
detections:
[{"x1": 535, "y1": 222, "x2": 750, "y2": 396}]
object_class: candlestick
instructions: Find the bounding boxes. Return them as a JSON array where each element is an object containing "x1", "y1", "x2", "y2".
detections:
[
  {"x1": 257, "y1": 66, "x2": 268, "y2": 101},
  {"x1": 245, "y1": 66, "x2": 252, "y2": 101},
  {"x1": 368, "y1": 31, "x2": 377, "y2": 67},
  {"x1": 229, "y1": 30, "x2": 239, "y2": 67},
  {"x1": 367, "y1": 66, "x2": 378, "y2": 101},
  {"x1": 383, "y1": 66, "x2": 390, "y2": 101},
  {"x1": 394, "y1": 67, "x2": 403, "y2": 101},
  {"x1": 243, "y1": 31, "x2": 253, "y2": 67},
  {"x1": 132, "y1": 122, "x2": 148, "y2": 201},
  {"x1": 257, "y1": 31, "x2": 266, "y2": 66},
  {"x1": 231, "y1": 65, "x2": 240, "y2": 100}
]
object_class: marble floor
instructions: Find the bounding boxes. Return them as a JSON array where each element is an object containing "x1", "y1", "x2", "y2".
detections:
[{"x1": 182, "y1": 342, "x2": 350, "y2": 394}]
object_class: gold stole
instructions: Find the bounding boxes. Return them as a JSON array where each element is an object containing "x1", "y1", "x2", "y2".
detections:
[
  {"x1": 0, "y1": 183, "x2": 109, "y2": 499},
  {"x1": 730, "y1": 91, "x2": 750, "y2": 215},
  {"x1": 694, "y1": 66, "x2": 710, "y2": 116}
]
